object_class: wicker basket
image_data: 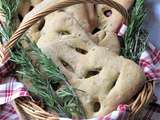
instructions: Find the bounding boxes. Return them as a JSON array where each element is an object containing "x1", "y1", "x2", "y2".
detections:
[{"x1": 3, "y1": 0, "x2": 155, "y2": 119}]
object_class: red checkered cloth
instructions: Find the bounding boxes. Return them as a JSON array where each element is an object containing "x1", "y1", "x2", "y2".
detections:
[
  {"x1": 0, "y1": 42, "x2": 160, "y2": 120},
  {"x1": 97, "y1": 104, "x2": 127, "y2": 120},
  {"x1": 137, "y1": 43, "x2": 160, "y2": 120},
  {"x1": 139, "y1": 43, "x2": 160, "y2": 81},
  {"x1": 0, "y1": 77, "x2": 29, "y2": 105},
  {"x1": 0, "y1": 48, "x2": 29, "y2": 120},
  {"x1": 0, "y1": 104, "x2": 19, "y2": 120}
]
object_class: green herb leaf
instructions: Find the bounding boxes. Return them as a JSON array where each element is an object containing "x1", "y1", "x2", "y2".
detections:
[
  {"x1": 10, "y1": 37, "x2": 86, "y2": 118},
  {"x1": 121, "y1": 0, "x2": 148, "y2": 62}
]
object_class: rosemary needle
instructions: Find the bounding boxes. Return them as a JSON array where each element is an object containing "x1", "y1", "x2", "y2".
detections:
[{"x1": 121, "y1": 0, "x2": 148, "y2": 63}]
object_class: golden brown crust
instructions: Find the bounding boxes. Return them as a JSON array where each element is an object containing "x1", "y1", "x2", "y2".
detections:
[
  {"x1": 5, "y1": 1, "x2": 145, "y2": 118},
  {"x1": 93, "y1": 30, "x2": 120, "y2": 54},
  {"x1": 16, "y1": 0, "x2": 121, "y2": 53},
  {"x1": 37, "y1": 12, "x2": 145, "y2": 118},
  {"x1": 64, "y1": 4, "x2": 97, "y2": 32}
]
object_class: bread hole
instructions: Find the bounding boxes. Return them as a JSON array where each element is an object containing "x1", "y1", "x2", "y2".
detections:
[
  {"x1": 29, "y1": 6, "x2": 34, "y2": 11},
  {"x1": 58, "y1": 30, "x2": 70, "y2": 35},
  {"x1": 38, "y1": 19, "x2": 45, "y2": 31},
  {"x1": 58, "y1": 9, "x2": 65, "y2": 12},
  {"x1": 92, "y1": 27, "x2": 101, "y2": 34},
  {"x1": 59, "y1": 58, "x2": 74, "y2": 72},
  {"x1": 93, "y1": 101, "x2": 101, "y2": 112},
  {"x1": 104, "y1": 10, "x2": 112, "y2": 17},
  {"x1": 111, "y1": 80, "x2": 117, "y2": 89},
  {"x1": 75, "y1": 48, "x2": 88, "y2": 55},
  {"x1": 85, "y1": 68, "x2": 102, "y2": 78},
  {"x1": 110, "y1": 73, "x2": 120, "y2": 89},
  {"x1": 52, "y1": 82, "x2": 62, "y2": 91},
  {"x1": 18, "y1": 14, "x2": 23, "y2": 22},
  {"x1": 18, "y1": 6, "x2": 34, "y2": 22}
]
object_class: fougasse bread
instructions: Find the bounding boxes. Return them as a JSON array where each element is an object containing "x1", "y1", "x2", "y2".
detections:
[
  {"x1": 96, "y1": 0, "x2": 134, "y2": 32},
  {"x1": 36, "y1": 11, "x2": 145, "y2": 118},
  {"x1": 37, "y1": 11, "x2": 119, "y2": 54},
  {"x1": 6, "y1": 1, "x2": 145, "y2": 118},
  {"x1": 0, "y1": 0, "x2": 146, "y2": 118},
  {"x1": 93, "y1": 0, "x2": 134, "y2": 54},
  {"x1": 16, "y1": 0, "x2": 122, "y2": 53},
  {"x1": 64, "y1": 3, "x2": 97, "y2": 32},
  {"x1": 63, "y1": 3, "x2": 120, "y2": 54}
]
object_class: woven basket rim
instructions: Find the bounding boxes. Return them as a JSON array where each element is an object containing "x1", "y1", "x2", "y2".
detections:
[{"x1": 14, "y1": 80, "x2": 154, "y2": 120}]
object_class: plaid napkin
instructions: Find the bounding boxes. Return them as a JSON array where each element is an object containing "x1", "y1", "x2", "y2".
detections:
[
  {"x1": 0, "y1": 77, "x2": 29, "y2": 105},
  {"x1": 0, "y1": 42, "x2": 159, "y2": 120},
  {"x1": 0, "y1": 48, "x2": 29, "y2": 120},
  {"x1": 139, "y1": 43, "x2": 160, "y2": 81},
  {"x1": 0, "y1": 104, "x2": 19, "y2": 120}
]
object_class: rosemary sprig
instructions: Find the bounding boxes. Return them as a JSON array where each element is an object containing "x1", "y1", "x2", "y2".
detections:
[
  {"x1": 11, "y1": 40, "x2": 67, "y2": 116},
  {"x1": 0, "y1": 0, "x2": 86, "y2": 118},
  {"x1": 0, "y1": 0, "x2": 20, "y2": 43},
  {"x1": 10, "y1": 38, "x2": 86, "y2": 118},
  {"x1": 121, "y1": 0, "x2": 148, "y2": 62}
]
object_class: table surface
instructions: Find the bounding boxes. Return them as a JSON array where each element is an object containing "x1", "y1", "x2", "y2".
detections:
[{"x1": 145, "y1": 0, "x2": 160, "y2": 49}]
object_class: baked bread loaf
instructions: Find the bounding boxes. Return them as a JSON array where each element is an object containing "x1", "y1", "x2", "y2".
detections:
[
  {"x1": 93, "y1": 30, "x2": 120, "y2": 54},
  {"x1": 16, "y1": 0, "x2": 120, "y2": 53},
  {"x1": 36, "y1": 11, "x2": 145, "y2": 118},
  {"x1": 37, "y1": 26, "x2": 145, "y2": 118},
  {"x1": 37, "y1": 11, "x2": 120, "y2": 54},
  {"x1": 93, "y1": 0, "x2": 134, "y2": 54},
  {"x1": 96, "y1": 0, "x2": 134, "y2": 32},
  {"x1": 64, "y1": 3, "x2": 97, "y2": 32},
  {"x1": 4, "y1": 0, "x2": 145, "y2": 118}
]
